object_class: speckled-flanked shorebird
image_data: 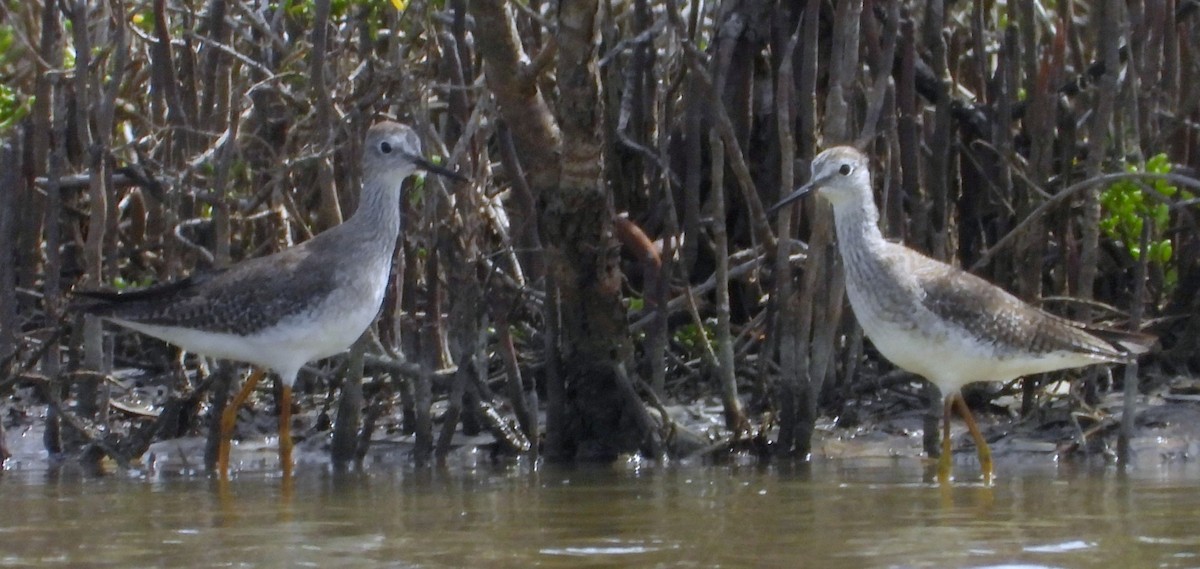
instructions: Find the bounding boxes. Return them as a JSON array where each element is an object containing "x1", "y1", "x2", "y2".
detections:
[
  {"x1": 77, "y1": 121, "x2": 464, "y2": 479},
  {"x1": 772, "y1": 146, "x2": 1152, "y2": 483}
]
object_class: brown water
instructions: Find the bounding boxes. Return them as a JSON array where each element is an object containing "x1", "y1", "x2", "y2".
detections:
[{"x1": 3, "y1": 456, "x2": 1200, "y2": 568}]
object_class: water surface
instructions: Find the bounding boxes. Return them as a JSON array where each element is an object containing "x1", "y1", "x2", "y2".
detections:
[{"x1": 2, "y1": 457, "x2": 1199, "y2": 568}]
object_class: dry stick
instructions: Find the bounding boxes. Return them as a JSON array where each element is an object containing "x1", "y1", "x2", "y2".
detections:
[
  {"x1": 924, "y1": 0, "x2": 952, "y2": 260},
  {"x1": 0, "y1": 140, "x2": 18, "y2": 361},
  {"x1": 469, "y1": 0, "x2": 560, "y2": 191},
  {"x1": 1118, "y1": 218, "x2": 1151, "y2": 467},
  {"x1": 470, "y1": 0, "x2": 563, "y2": 455},
  {"x1": 624, "y1": 370, "x2": 682, "y2": 450},
  {"x1": 198, "y1": 0, "x2": 229, "y2": 126},
  {"x1": 210, "y1": 92, "x2": 242, "y2": 269},
  {"x1": 151, "y1": 0, "x2": 191, "y2": 138},
  {"x1": 678, "y1": 31, "x2": 704, "y2": 275},
  {"x1": 896, "y1": 18, "x2": 921, "y2": 245},
  {"x1": 496, "y1": 316, "x2": 535, "y2": 449},
  {"x1": 25, "y1": 0, "x2": 56, "y2": 349},
  {"x1": 1021, "y1": 27, "x2": 1064, "y2": 416},
  {"x1": 647, "y1": 41, "x2": 684, "y2": 399},
  {"x1": 434, "y1": 355, "x2": 465, "y2": 463},
  {"x1": 0, "y1": 413, "x2": 7, "y2": 462},
  {"x1": 355, "y1": 382, "x2": 386, "y2": 464},
  {"x1": 43, "y1": 81, "x2": 68, "y2": 455},
  {"x1": 769, "y1": 12, "x2": 803, "y2": 444},
  {"x1": 42, "y1": 383, "x2": 132, "y2": 469},
  {"x1": 611, "y1": 362, "x2": 665, "y2": 458},
  {"x1": 71, "y1": 0, "x2": 104, "y2": 422},
  {"x1": 664, "y1": 1, "x2": 776, "y2": 252},
  {"x1": 310, "y1": 0, "x2": 342, "y2": 230},
  {"x1": 680, "y1": 260, "x2": 720, "y2": 371},
  {"x1": 629, "y1": 249, "x2": 772, "y2": 331},
  {"x1": 187, "y1": 32, "x2": 276, "y2": 82},
  {"x1": 1016, "y1": 0, "x2": 1039, "y2": 119},
  {"x1": 612, "y1": 4, "x2": 678, "y2": 188},
  {"x1": 855, "y1": 0, "x2": 899, "y2": 148},
  {"x1": 733, "y1": 310, "x2": 768, "y2": 360},
  {"x1": 541, "y1": 278, "x2": 564, "y2": 459},
  {"x1": 0, "y1": 322, "x2": 68, "y2": 395},
  {"x1": 996, "y1": 27, "x2": 1022, "y2": 295},
  {"x1": 773, "y1": 0, "x2": 821, "y2": 454},
  {"x1": 708, "y1": 130, "x2": 746, "y2": 432},
  {"x1": 33, "y1": 170, "x2": 170, "y2": 191},
  {"x1": 431, "y1": 108, "x2": 488, "y2": 463},
  {"x1": 1162, "y1": 2, "x2": 1183, "y2": 134},
  {"x1": 228, "y1": 1, "x2": 288, "y2": 53},
  {"x1": 1079, "y1": 0, "x2": 1123, "y2": 333},
  {"x1": 471, "y1": 383, "x2": 531, "y2": 454},
  {"x1": 970, "y1": 0, "x2": 989, "y2": 105},
  {"x1": 149, "y1": 0, "x2": 186, "y2": 278},
  {"x1": 795, "y1": 0, "x2": 858, "y2": 456},
  {"x1": 331, "y1": 335, "x2": 367, "y2": 467},
  {"x1": 824, "y1": 0, "x2": 863, "y2": 144},
  {"x1": 429, "y1": 162, "x2": 471, "y2": 464},
  {"x1": 845, "y1": 1, "x2": 896, "y2": 408},
  {"x1": 1124, "y1": 3, "x2": 1147, "y2": 155},
  {"x1": 496, "y1": 122, "x2": 542, "y2": 285},
  {"x1": 413, "y1": 253, "x2": 440, "y2": 465},
  {"x1": 970, "y1": 171, "x2": 1200, "y2": 272},
  {"x1": 362, "y1": 352, "x2": 450, "y2": 380},
  {"x1": 97, "y1": 1, "x2": 127, "y2": 281}
]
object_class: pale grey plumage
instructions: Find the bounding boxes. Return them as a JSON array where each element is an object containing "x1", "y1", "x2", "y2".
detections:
[
  {"x1": 78, "y1": 121, "x2": 461, "y2": 387},
  {"x1": 776, "y1": 146, "x2": 1149, "y2": 394},
  {"x1": 774, "y1": 145, "x2": 1152, "y2": 482}
]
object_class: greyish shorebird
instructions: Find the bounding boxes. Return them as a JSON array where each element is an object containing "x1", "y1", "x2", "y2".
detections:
[
  {"x1": 773, "y1": 146, "x2": 1152, "y2": 483},
  {"x1": 77, "y1": 121, "x2": 464, "y2": 479}
]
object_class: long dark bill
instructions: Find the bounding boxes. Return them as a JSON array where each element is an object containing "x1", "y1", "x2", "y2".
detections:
[
  {"x1": 409, "y1": 153, "x2": 468, "y2": 182},
  {"x1": 767, "y1": 181, "x2": 815, "y2": 215}
]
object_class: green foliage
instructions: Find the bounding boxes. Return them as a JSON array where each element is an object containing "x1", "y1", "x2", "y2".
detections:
[
  {"x1": 1100, "y1": 153, "x2": 1191, "y2": 289},
  {"x1": 403, "y1": 156, "x2": 452, "y2": 208},
  {"x1": 286, "y1": 0, "x2": 388, "y2": 21},
  {"x1": 111, "y1": 276, "x2": 155, "y2": 290},
  {"x1": 131, "y1": 10, "x2": 155, "y2": 33},
  {"x1": 674, "y1": 321, "x2": 714, "y2": 356},
  {"x1": 0, "y1": 83, "x2": 29, "y2": 133},
  {"x1": 406, "y1": 174, "x2": 427, "y2": 207},
  {"x1": 0, "y1": 24, "x2": 31, "y2": 132},
  {"x1": 0, "y1": 23, "x2": 11, "y2": 58},
  {"x1": 627, "y1": 296, "x2": 644, "y2": 312}
]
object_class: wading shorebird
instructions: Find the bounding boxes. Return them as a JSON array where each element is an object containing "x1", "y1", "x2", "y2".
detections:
[
  {"x1": 78, "y1": 121, "x2": 464, "y2": 479},
  {"x1": 772, "y1": 146, "x2": 1152, "y2": 483}
]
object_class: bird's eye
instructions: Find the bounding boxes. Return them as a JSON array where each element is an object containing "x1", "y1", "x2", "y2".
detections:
[
  {"x1": 838, "y1": 164, "x2": 852, "y2": 176},
  {"x1": 380, "y1": 141, "x2": 392, "y2": 154}
]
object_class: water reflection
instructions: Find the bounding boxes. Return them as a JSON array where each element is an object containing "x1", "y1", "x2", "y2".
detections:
[{"x1": 2, "y1": 459, "x2": 1199, "y2": 568}]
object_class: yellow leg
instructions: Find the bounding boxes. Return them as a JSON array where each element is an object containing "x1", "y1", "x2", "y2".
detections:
[
  {"x1": 218, "y1": 368, "x2": 266, "y2": 480},
  {"x1": 937, "y1": 394, "x2": 954, "y2": 484},
  {"x1": 279, "y1": 383, "x2": 294, "y2": 480},
  {"x1": 954, "y1": 393, "x2": 994, "y2": 484}
]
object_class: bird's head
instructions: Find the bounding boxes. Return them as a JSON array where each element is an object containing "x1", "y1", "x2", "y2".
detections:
[
  {"x1": 771, "y1": 146, "x2": 872, "y2": 213},
  {"x1": 362, "y1": 121, "x2": 465, "y2": 184}
]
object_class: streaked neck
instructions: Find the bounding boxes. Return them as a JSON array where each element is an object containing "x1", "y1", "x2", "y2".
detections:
[
  {"x1": 344, "y1": 175, "x2": 404, "y2": 250},
  {"x1": 831, "y1": 197, "x2": 884, "y2": 254}
]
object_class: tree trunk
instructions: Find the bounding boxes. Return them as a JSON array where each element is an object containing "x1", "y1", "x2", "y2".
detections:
[{"x1": 473, "y1": 0, "x2": 660, "y2": 460}]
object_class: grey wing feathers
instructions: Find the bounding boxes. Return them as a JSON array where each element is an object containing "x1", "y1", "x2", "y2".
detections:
[
  {"x1": 73, "y1": 270, "x2": 227, "y2": 305},
  {"x1": 913, "y1": 258, "x2": 1149, "y2": 361},
  {"x1": 75, "y1": 245, "x2": 338, "y2": 336},
  {"x1": 1074, "y1": 322, "x2": 1155, "y2": 356}
]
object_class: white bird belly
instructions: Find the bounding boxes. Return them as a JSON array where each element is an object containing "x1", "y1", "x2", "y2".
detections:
[{"x1": 109, "y1": 270, "x2": 388, "y2": 382}]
